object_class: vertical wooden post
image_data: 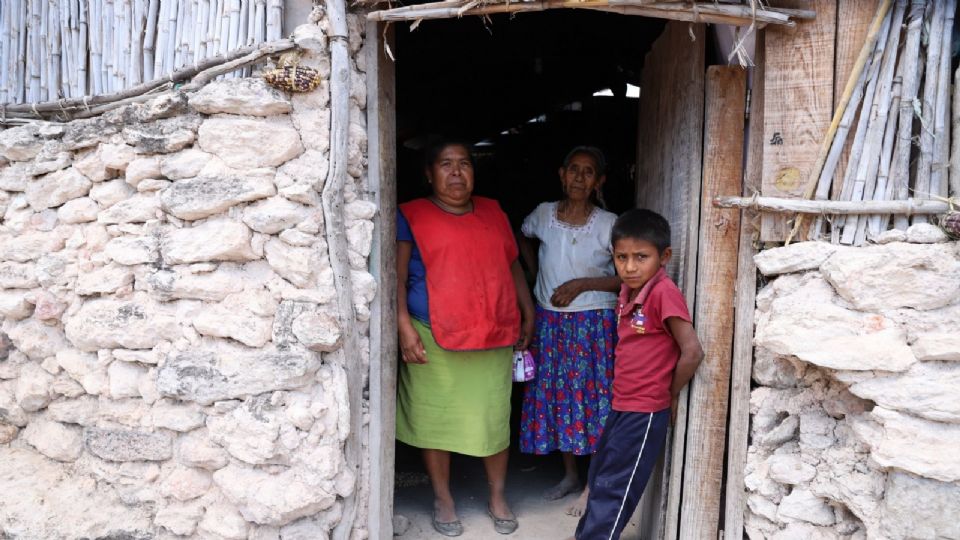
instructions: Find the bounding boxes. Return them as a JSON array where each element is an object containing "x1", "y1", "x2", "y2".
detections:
[
  {"x1": 722, "y1": 35, "x2": 765, "y2": 540},
  {"x1": 678, "y1": 65, "x2": 746, "y2": 539},
  {"x1": 760, "y1": 0, "x2": 837, "y2": 241},
  {"x1": 634, "y1": 20, "x2": 706, "y2": 540},
  {"x1": 365, "y1": 20, "x2": 398, "y2": 540}
]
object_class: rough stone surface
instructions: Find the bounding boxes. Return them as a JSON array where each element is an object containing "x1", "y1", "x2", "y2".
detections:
[
  {"x1": 89, "y1": 178, "x2": 136, "y2": 207},
  {"x1": 755, "y1": 242, "x2": 840, "y2": 276},
  {"x1": 97, "y1": 193, "x2": 161, "y2": 223},
  {"x1": 911, "y1": 332, "x2": 960, "y2": 361},
  {"x1": 192, "y1": 291, "x2": 276, "y2": 347},
  {"x1": 0, "y1": 124, "x2": 45, "y2": 161},
  {"x1": 162, "y1": 219, "x2": 257, "y2": 264},
  {"x1": 906, "y1": 222, "x2": 950, "y2": 243},
  {"x1": 64, "y1": 296, "x2": 180, "y2": 351},
  {"x1": 879, "y1": 472, "x2": 960, "y2": 539},
  {"x1": 214, "y1": 463, "x2": 337, "y2": 526},
  {"x1": 15, "y1": 362, "x2": 55, "y2": 412},
  {"x1": 198, "y1": 116, "x2": 305, "y2": 168},
  {"x1": 57, "y1": 197, "x2": 99, "y2": 223},
  {"x1": 160, "y1": 148, "x2": 215, "y2": 179},
  {"x1": 121, "y1": 115, "x2": 202, "y2": 154},
  {"x1": 156, "y1": 341, "x2": 320, "y2": 405},
  {"x1": 0, "y1": 290, "x2": 34, "y2": 320},
  {"x1": 767, "y1": 454, "x2": 817, "y2": 485},
  {"x1": 125, "y1": 156, "x2": 161, "y2": 187},
  {"x1": 160, "y1": 169, "x2": 276, "y2": 220},
  {"x1": 151, "y1": 400, "x2": 205, "y2": 432},
  {"x1": 25, "y1": 167, "x2": 92, "y2": 210},
  {"x1": 853, "y1": 407, "x2": 960, "y2": 482},
  {"x1": 104, "y1": 234, "x2": 160, "y2": 265},
  {"x1": 7, "y1": 320, "x2": 70, "y2": 361},
  {"x1": 76, "y1": 264, "x2": 135, "y2": 295},
  {"x1": 176, "y1": 429, "x2": 230, "y2": 470},
  {"x1": 242, "y1": 196, "x2": 312, "y2": 234},
  {"x1": 22, "y1": 420, "x2": 83, "y2": 462},
  {"x1": 83, "y1": 427, "x2": 173, "y2": 462},
  {"x1": 139, "y1": 265, "x2": 248, "y2": 301},
  {"x1": 776, "y1": 488, "x2": 835, "y2": 526},
  {"x1": 189, "y1": 79, "x2": 293, "y2": 116},
  {"x1": 265, "y1": 239, "x2": 314, "y2": 287},
  {"x1": 292, "y1": 312, "x2": 342, "y2": 352},
  {"x1": 848, "y1": 362, "x2": 960, "y2": 423}
]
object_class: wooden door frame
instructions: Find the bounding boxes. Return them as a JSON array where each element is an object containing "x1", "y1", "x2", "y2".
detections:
[{"x1": 365, "y1": 20, "x2": 398, "y2": 540}]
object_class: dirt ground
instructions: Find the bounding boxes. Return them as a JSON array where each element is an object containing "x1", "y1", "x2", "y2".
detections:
[{"x1": 392, "y1": 449, "x2": 642, "y2": 540}]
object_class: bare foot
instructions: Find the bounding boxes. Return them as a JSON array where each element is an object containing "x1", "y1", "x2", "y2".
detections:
[
  {"x1": 543, "y1": 476, "x2": 581, "y2": 501},
  {"x1": 565, "y1": 487, "x2": 589, "y2": 517},
  {"x1": 434, "y1": 497, "x2": 458, "y2": 524}
]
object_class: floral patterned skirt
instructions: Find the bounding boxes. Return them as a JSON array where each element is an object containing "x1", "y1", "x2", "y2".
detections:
[{"x1": 519, "y1": 306, "x2": 617, "y2": 456}]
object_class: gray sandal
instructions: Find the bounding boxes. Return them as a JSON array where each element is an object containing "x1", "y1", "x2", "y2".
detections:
[
  {"x1": 487, "y1": 506, "x2": 519, "y2": 535},
  {"x1": 432, "y1": 512, "x2": 463, "y2": 537}
]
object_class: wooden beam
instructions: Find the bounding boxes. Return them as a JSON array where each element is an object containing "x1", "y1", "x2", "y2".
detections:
[
  {"x1": 634, "y1": 21, "x2": 706, "y2": 540},
  {"x1": 714, "y1": 195, "x2": 950, "y2": 214},
  {"x1": 679, "y1": 65, "x2": 746, "y2": 540},
  {"x1": 365, "y1": 20, "x2": 398, "y2": 540},
  {"x1": 760, "y1": 0, "x2": 837, "y2": 241},
  {"x1": 722, "y1": 35, "x2": 764, "y2": 540}
]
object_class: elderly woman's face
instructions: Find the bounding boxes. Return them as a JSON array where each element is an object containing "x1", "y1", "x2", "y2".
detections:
[
  {"x1": 559, "y1": 152, "x2": 604, "y2": 202},
  {"x1": 427, "y1": 145, "x2": 475, "y2": 207}
]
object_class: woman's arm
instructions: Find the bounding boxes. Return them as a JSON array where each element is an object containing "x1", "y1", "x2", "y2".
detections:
[
  {"x1": 665, "y1": 317, "x2": 705, "y2": 425},
  {"x1": 550, "y1": 276, "x2": 622, "y2": 307},
  {"x1": 511, "y1": 259, "x2": 536, "y2": 350},
  {"x1": 397, "y1": 241, "x2": 427, "y2": 364}
]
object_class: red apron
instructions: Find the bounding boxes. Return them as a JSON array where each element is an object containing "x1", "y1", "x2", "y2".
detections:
[{"x1": 400, "y1": 197, "x2": 520, "y2": 351}]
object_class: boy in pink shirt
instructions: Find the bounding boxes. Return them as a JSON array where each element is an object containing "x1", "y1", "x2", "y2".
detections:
[{"x1": 572, "y1": 208, "x2": 704, "y2": 540}]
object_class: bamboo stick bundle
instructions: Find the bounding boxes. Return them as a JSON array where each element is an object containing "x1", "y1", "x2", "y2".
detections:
[
  {"x1": 829, "y1": 8, "x2": 894, "y2": 242},
  {"x1": 254, "y1": 0, "x2": 265, "y2": 44},
  {"x1": 179, "y1": 0, "x2": 193, "y2": 69},
  {"x1": 165, "y1": 0, "x2": 179, "y2": 74},
  {"x1": 930, "y1": 0, "x2": 955, "y2": 199},
  {"x1": 90, "y1": 0, "x2": 102, "y2": 95},
  {"x1": 211, "y1": 0, "x2": 223, "y2": 65},
  {"x1": 194, "y1": 0, "x2": 207, "y2": 63},
  {"x1": 50, "y1": 0, "x2": 63, "y2": 99},
  {"x1": 266, "y1": 0, "x2": 281, "y2": 41},
  {"x1": 866, "y1": 72, "x2": 904, "y2": 238},
  {"x1": 39, "y1": 0, "x2": 49, "y2": 101},
  {"x1": 207, "y1": 0, "x2": 219, "y2": 63},
  {"x1": 173, "y1": 0, "x2": 185, "y2": 69},
  {"x1": 102, "y1": 0, "x2": 113, "y2": 92},
  {"x1": 839, "y1": 0, "x2": 906, "y2": 244},
  {"x1": 891, "y1": 0, "x2": 927, "y2": 230},
  {"x1": 60, "y1": 0, "x2": 71, "y2": 97},
  {"x1": 227, "y1": 0, "x2": 240, "y2": 52},
  {"x1": 143, "y1": 0, "x2": 158, "y2": 81},
  {"x1": 154, "y1": 0, "x2": 169, "y2": 78},
  {"x1": 28, "y1": 0, "x2": 41, "y2": 102},
  {"x1": 912, "y1": 0, "x2": 946, "y2": 224},
  {"x1": 236, "y1": 0, "x2": 248, "y2": 75},
  {"x1": 70, "y1": 0, "x2": 80, "y2": 96},
  {"x1": 218, "y1": 0, "x2": 230, "y2": 58},
  {"x1": 16, "y1": 0, "x2": 27, "y2": 103},
  {"x1": 78, "y1": 0, "x2": 88, "y2": 96},
  {"x1": 0, "y1": 0, "x2": 9, "y2": 103}
]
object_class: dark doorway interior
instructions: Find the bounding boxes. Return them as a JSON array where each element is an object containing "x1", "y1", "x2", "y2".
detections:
[{"x1": 391, "y1": 12, "x2": 666, "y2": 537}]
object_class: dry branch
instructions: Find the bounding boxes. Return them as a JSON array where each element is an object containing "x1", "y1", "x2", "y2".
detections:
[{"x1": 715, "y1": 195, "x2": 950, "y2": 215}]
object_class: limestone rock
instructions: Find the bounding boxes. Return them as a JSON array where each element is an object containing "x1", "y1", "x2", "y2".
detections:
[
  {"x1": 0, "y1": 123, "x2": 45, "y2": 161},
  {"x1": 776, "y1": 488, "x2": 835, "y2": 526},
  {"x1": 160, "y1": 168, "x2": 276, "y2": 220},
  {"x1": 198, "y1": 116, "x2": 305, "y2": 168},
  {"x1": 770, "y1": 523, "x2": 838, "y2": 540},
  {"x1": 22, "y1": 420, "x2": 83, "y2": 462},
  {"x1": 198, "y1": 501, "x2": 250, "y2": 539},
  {"x1": 755, "y1": 242, "x2": 839, "y2": 276},
  {"x1": 0, "y1": 382, "x2": 28, "y2": 426},
  {"x1": 121, "y1": 115, "x2": 202, "y2": 154},
  {"x1": 753, "y1": 348, "x2": 805, "y2": 388},
  {"x1": 176, "y1": 428, "x2": 230, "y2": 470},
  {"x1": 83, "y1": 427, "x2": 173, "y2": 461},
  {"x1": 207, "y1": 395, "x2": 284, "y2": 465},
  {"x1": 89, "y1": 178, "x2": 136, "y2": 207},
  {"x1": 911, "y1": 332, "x2": 960, "y2": 361},
  {"x1": 108, "y1": 360, "x2": 148, "y2": 399},
  {"x1": 7, "y1": 319, "x2": 70, "y2": 361},
  {"x1": 124, "y1": 156, "x2": 161, "y2": 187},
  {"x1": 154, "y1": 500, "x2": 205, "y2": 536},
  {"x1": 869, "y1": 228, "x2": 907, "y2": 244},
  {"x1": 0, "y1": 290, "x2": 34, "y2": 320},
  {"x1": 162, "y1": 219, "x2": 257, "y2": 264},
  {"x1": 345, "y1": 200, "x2": 377, "y2": 221},
  {"x1": 156, "y1": 340, "x2": 320, "y2": 405},
  {"x1": 767, "y1": 454, "x2": 817, "y2": 485},
  {"x1": 0, "y1": 231, "x2": 65, "y2": 262},
  {"x1": 26, "y1": 149, "x2": 72, "y2": 177},
  {"x1": 292, "y1": 312, "x2": 342, "y2": 352},
  {"x1": 0, "y1": 162, "x2": 29, "y2": 192},
  {"x1": 136, "y1": 178, "x2": 170, "y2": 192},
  {"x1": 97, "y1": 143, "x2": 137, "y2": 172},
  {"x1": 879, "y1": 471, "x2": 960, "y2": 539},
  {"x1": 0, "y1": 423, "x2": 18, "y2": 443},
  {"x1": 192, "y1": 291, "x2": 276, "y2": 347},
  {"x1": 76, "y1": 264, "x2": 134, "y2": 295},
  {"x1": 293, "y1": 22, "x2": 327, "y2": 53},
  {"x1": 279, "y1": 149, "x2": 328, "y2": 192},
  {"x1": 140, "y1": 266, "x2": 246, "y2": 301},
  {"x1": 821, "y1": 243, "x2": 960, "y2": 310},
  {"x1": 854, "y1": 407, "x2": 960, "y2": 482},
  {"x1": 97, "y1": 193, "x2": 161, "y2": 224},
  {"x1": 242, "y1": 196, "x2": 312, "y2": 234},
  {"x1": 15, "y1": 362, "x2": 55, "y2": 411},
  {"x1": 113, "y1": 349, "x2": 160, "y2": 365},
  {"x1": 347, "y1": 220, "x2": 374, "y2": 259},
  {"x1": 159, "y1": 465, "x2": 212, "y2": 501},
  {"x1": 25, "y1": 167, "x2": 92, "y2": 210},
  {"x1": 906, "y1": 222, "x2": 949, "y2": 243},
  {"x1": 56, "y1": 349, "x2": 108, "y2": 395},
  {"x1": 279, "y1": 228, "x2": 316, "y2": 247},
  {"x1": 104, "y1": 234, "x2": 160, "y2": 265},
  {"x1": 57, "y1": 197, "x2": 99, "y2": 223},
  {"x1": 213, "y1": 463, "x2": 337, "y2": 526},
  {"x1": 47, "y1": 395, "x2": 99, "y2": 426},
  {"x1": 160, "y1": 148, "x2": 214, "y2": 179},
  {"x1": 151, "y1": 399, "x2": 205, "y2": 432},
  {"x1": 265, "y1": 238, "x2": 313, "y2": 287},
  {"x1": 189, "y1": 78, "x2": 293, "y2": 116},
  {"x1": 0, "y1": 261, "x2": 38, "y2": 289},
  {"x1": 848, "y1": 362, "x2": 960, "y2": 423},
  {"x1": 74, "y1": 148, "x2": 114, "y2": 181},
  {"x1": 64, "y1": 295, "x2": 180, "y2": 351}
]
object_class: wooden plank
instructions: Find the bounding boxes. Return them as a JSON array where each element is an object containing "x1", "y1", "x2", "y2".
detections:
[
  {"x1": 760, "y1": 0, "x2": 837, "y2": 241},
  {"x1": 634, "y1": 20, "x2": 706, "y2": 540},
  {"x1": 678, "y1": 65, "x2": 746, "y2": 539},
  {"x1": 365, "y1": 20, "x2": 398, "y2": 540},
  {"x1": 831, "y1": 0, "x2": 878, "y2": 199},
  {"x1": 722, "y1": 34, "x2": 764, "y2": 540}
]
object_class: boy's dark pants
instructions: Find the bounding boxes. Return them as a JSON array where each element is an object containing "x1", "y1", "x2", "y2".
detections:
[{"x1": 575, "y1": 408, "x2": 670, "y2": 540}]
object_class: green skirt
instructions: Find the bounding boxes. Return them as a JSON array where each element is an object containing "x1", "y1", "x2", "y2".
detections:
[{"x1": 396, "y1": 319, "x2": 513, "y2": 457}]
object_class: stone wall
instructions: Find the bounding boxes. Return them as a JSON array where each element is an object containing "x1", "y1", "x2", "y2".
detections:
[
  {"x1": 0, "y1": 13, "x2": 377, "y2": 540},
  {"x1": 745, "y1": 230, "x2": 960, "y2": 540}
]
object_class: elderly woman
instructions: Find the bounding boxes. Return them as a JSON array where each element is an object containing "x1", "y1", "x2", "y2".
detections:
[
  {"x1": 518, "y1": 146, "x2": 620, "y2": 514},
  {"x1": 396, "y1": 139, "x2": 535, "y2": 537}
]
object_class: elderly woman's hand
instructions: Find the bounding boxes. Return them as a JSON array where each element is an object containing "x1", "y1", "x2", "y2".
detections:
[
  {"x1": 551, "y1": 279, "x2": 586, "y2": 307},
  {"x1": 399, "y1": 319, "x2": 427, "y2": 364}
]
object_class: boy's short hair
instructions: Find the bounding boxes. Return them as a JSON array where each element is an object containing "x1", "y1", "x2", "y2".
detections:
[{"x1": 611, "y1": 208, "x2": 672, "y2": 253}]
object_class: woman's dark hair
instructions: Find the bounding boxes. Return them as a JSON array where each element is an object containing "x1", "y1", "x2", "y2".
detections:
[
  {"x1": 563, "y1": 146, "x2": 607, "y2": 177},
  {"x1": 423, "y1": 137, "x2": 476, "y2": 170},
  {"x1": 611, "y1": 208, "x2": 672, "y2": 253}
]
